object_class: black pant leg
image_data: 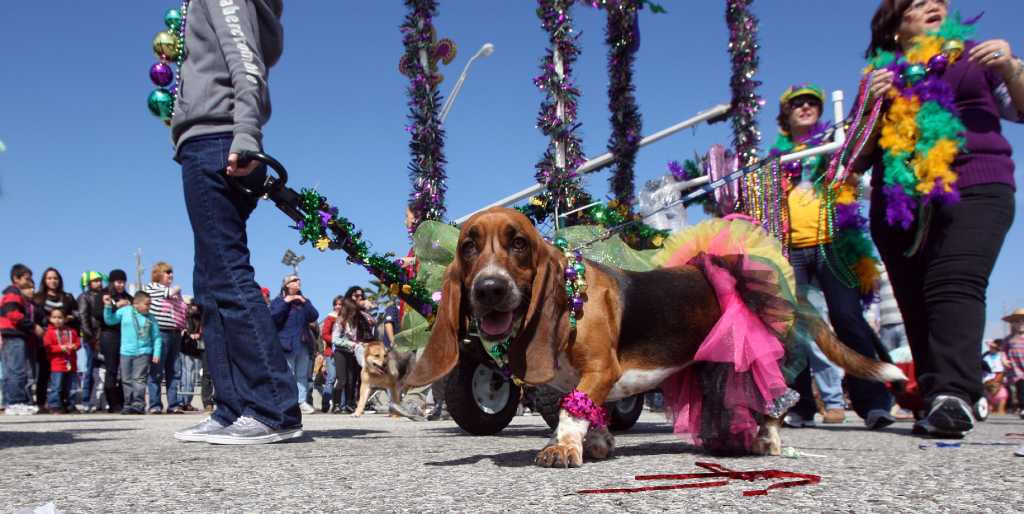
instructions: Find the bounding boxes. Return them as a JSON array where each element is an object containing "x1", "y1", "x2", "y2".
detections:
[
  {"x1": 917, "y1": 185, "x2": 1014, "y2": 403},
  {"x1": 332, "y1": 351, "x2": 345, "y2": 408}
]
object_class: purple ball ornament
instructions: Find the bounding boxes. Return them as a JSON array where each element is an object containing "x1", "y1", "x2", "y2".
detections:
[
  {"x1": 927, "y1": 53, "x2": 949, "y2": 74},
  {"x1": 149, "y1": 62, "x2": 174, "y2": 87},
  {"x1": 564, "y1": 266, "x2": 578, "y2": 281},
  {"x1": 571, "y1": 296, "x2": 585, "y2": 313}
]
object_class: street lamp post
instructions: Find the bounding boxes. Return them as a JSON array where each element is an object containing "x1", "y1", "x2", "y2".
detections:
[
  {"x1": 281, "y1": 249, "x2": 304, "y2": 275},
  {"x1": 439, "y1": 42, "x2": 495, "y2": 124}
]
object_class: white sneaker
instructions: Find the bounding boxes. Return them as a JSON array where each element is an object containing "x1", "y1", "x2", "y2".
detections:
[
  {"x1": 299, "y1": 402, "x2": 315, "y2": 415},
  {"x1": 783, "y1": 411, "x2": 817, "y2": 428},
  {"x1": 5, "y1": 404, "x2": 36, "y2": 416}
]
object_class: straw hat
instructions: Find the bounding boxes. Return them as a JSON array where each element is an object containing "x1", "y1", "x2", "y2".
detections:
[{"x1": 1003, "y1": 308, "x2": 1024, "y2": 323}]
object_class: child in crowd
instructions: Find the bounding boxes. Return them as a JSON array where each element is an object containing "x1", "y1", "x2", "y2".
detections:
[
  {"x1": 43, "y1": 309, "x2": 80, "y2": 414},
  {"x1": 104, "y1": 291, "x2": 162, "y2": 415}
]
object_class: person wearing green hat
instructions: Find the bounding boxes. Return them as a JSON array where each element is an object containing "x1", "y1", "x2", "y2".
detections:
[{"x1": 770, "y1": 84, "x2": 895, "y2": 431}]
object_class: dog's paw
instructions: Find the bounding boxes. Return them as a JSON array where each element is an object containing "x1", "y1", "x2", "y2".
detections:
[
  {"x1": 583, "y1": 427, "x2": 615, "y2": 460},
  {"x1": 534, "y1": 443, "x2": 583, "y2": 468},
  {"x1": 352, "y1": 411, "x2": 363, "y2": 417},
  {"x1": 751, "y1": 418, "x2": 782, "y2": 456}
]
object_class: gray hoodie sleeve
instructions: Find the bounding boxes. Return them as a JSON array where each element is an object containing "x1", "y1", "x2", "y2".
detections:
[{"x1": 204, "y1": 0, "x2": 271, "y2": 155}]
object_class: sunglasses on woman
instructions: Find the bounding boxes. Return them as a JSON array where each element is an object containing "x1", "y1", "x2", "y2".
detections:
[{"x1": 788, "y1": 97, "x2": 822, "y2": 110}]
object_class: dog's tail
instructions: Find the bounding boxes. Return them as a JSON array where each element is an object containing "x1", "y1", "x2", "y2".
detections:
[{"x1": 802, "y1": 309, "x2": 906, "y2": 383}]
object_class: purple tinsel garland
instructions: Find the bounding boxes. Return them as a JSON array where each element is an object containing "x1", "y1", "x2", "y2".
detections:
[
  {"x1": 726, "y1": 0, "x2": 763, "y2": 167},
  {"x1": 601, "y1": 0, "x2": 643, "y2": 210},
  {"x1": 534, "y1": 0, "x2": 592, "y2": 222},
  {"x1": 401, "y1": 0, "x2": 448, "y2": 234}
]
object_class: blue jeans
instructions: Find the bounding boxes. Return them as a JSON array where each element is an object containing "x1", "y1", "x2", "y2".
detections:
[
  {"x1": 2, "y1": 336, "x2": 31, "y2": 405},
  {"x1": 801, "y1": 288, "x2": 846, "y2": 410},
  {"x1": 147, "y1": 329, "x2": 182, "y2": 411},
  {"x1": 178, "y1": 134, "x2": 300, "y2": 429},
  {"x1": 178, "y1": 354, "x2": 200, "y2": 407},
  {"x1": 73, "y1": 342, "x2": 96, "y2": 408},
  {"x1": 321, "y1": 353, "x2": 336, "y2": 406},
  {"x1": 47, "y1": 371, "x2": 73, "y2": 409},
  {"x1": 284, "y1": 350, "x2": 311, "y2": 405},
  {"x1": 120, "y1": 354, "x2": 150, "y2": 413},
  {"x1": 788, "y1": 246, "x2": 893, "y2": 419}
]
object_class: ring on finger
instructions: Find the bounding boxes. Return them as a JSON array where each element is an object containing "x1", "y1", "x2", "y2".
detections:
[{"x1": 992, "y1": 50, "x2": 1004, "y2": 59}]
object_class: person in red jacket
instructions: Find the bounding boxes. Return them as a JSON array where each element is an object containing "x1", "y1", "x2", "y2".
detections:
[{"x1": 43, "y1": 308, "x2": 81, "y2": 414}]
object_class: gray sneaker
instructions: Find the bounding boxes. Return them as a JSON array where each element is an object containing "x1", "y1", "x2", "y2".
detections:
[
  {"x1": 174, "y1": 416, "x2": 229, "y2": 443},
  {"x1": 205, "y1": 416, "x2": 303, "y2": 445}
]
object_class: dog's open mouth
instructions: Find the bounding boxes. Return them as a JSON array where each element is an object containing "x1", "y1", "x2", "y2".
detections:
[{"x1": 479, "y1": 310, "x2": 517, "y2": 341}]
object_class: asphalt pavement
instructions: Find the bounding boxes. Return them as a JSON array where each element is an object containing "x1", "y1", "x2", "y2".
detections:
[{"x1": 2, "y1": 410, "x2": 1023, "y2": 512}]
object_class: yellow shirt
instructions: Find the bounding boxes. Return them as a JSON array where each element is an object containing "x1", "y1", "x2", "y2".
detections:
[{"x1": 787, "y1": 183, "x2": 830, "y2": 248}]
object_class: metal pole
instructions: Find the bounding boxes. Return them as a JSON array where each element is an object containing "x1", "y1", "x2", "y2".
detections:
[
  {"x1": 439, "y1": 43, "x2": 494, "y2": 124},
  {"x1": 453, "y1": 103, "x2": 731, "y2": 224},
  {"x1": 669, "y1": 90, "x2": 848, "y2": 193}
]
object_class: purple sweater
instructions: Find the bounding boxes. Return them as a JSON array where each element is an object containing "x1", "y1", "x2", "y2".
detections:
[{"x1": 871, "y1": 41, "x2": 1019, "y2": 191}]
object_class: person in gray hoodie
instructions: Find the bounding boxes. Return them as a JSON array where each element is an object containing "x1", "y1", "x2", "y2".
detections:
[{"x1": 171, "y1": 0, "x2": 301, "y2": 445}]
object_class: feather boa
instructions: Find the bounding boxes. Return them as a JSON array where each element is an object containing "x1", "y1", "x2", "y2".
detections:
[{"x1": 866, "y1": 13, "x2": 974, "y2": 229}]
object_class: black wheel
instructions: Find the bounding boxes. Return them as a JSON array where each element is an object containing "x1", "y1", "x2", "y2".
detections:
[
  {"x1": 608, "y1": 393, "x2": 645, "y2": 432},
  {"x1": 445, "y1": 355, "x2": 521, "y2": 435}
]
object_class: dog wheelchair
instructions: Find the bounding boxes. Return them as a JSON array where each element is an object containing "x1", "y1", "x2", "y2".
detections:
[{"x1": 232, "y1": 152, "x2": 646, "y2": 436}]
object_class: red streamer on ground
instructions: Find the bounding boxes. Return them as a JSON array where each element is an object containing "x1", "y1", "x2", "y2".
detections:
[
  {"x1": 577, "y1": 461, "x2": 821, "y2": 497},
  {"x1": 1005, "y1": 433, "x2": 1024, "y2": 438}
]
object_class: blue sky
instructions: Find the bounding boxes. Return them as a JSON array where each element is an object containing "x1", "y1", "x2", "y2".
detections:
[{"x1": 1, "y1": 1, "x2": 1021, "y2": 340}]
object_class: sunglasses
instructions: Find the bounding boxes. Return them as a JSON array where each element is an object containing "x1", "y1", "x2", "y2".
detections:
[{"x1": 788, "y1": 97, "x2": 821, "y2": 110}]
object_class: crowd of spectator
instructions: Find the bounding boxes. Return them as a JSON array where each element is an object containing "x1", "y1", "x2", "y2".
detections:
[{"x1": 0, "y1": 263, "x2": 421, "y2": 418}]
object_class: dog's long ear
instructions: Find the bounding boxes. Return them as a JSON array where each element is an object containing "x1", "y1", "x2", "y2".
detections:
[
  {"x1": 509, "y1": 242, "x2": 568, "y2": 384},
  {"x1": 405, "y1": 261, "x2": 463, "y2": 387}
]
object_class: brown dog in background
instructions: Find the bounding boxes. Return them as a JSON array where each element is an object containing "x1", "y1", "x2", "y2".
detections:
[{"x1": 353, "y1": 341, "x2": 418, "y2": 417}]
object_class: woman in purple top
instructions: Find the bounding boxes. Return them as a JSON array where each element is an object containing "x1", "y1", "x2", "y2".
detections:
[{"x1": 852, "y1": 0, "x2": 1024, "y2": 437}]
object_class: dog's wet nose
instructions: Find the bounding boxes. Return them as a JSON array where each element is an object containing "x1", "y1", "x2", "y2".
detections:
[{"x1": 474, "y1": 276, "x2": 511, "y2": 307}]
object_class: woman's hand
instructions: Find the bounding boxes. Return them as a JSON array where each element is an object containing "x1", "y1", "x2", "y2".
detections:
[
  {"x1": 868, "y1": 69, "x2": 895, "y2": 100},
  {"x1": 969, "y1": 39, "x2": 1017, "y2": 78}
]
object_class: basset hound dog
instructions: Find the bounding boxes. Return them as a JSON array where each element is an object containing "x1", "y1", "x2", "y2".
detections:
[{"x1": 406, "y1": 207, "x2": 903, "y2": 468}]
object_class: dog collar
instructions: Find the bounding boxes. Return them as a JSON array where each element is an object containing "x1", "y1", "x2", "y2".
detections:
[{"x1": 471, "y1": 321, "x2": 524, "y2": 386}]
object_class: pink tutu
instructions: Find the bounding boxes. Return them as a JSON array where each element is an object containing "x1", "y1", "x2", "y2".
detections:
[{"x1": 652, "y1": 218, "x2": 798, "y2": 454}]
